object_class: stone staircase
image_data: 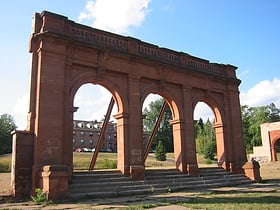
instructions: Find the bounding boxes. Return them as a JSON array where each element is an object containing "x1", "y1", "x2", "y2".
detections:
[{"x1": 69, "y1": 167, "x2": 253, "y2": 199}]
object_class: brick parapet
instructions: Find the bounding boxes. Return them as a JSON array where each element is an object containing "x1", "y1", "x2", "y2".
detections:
[{"x1": 32, "y1": 11, "x2": 238, "y2": 80}]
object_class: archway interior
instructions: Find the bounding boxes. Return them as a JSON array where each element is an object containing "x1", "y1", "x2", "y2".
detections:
[
  {"x1": 193, "y1": 102, "x2": 218, "y2": 167},
  {"x1": 276, "y1": 139, "x2": 280, "y2": 161},
  {"x1": 142, "y1": 93, "x2": 175, "y2": 168},
  {"x1": 73, "y1": 83, "x2": 117, "y2": 170}
]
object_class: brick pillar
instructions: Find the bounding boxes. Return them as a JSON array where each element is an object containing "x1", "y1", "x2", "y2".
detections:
[
  {"x1": 11, "y1": 131, "x2": 34, "y2": 198},
  {"x1": 114, "y1": 112, "x2": 130, "y2": 175},
  {"x1": 127, "y1": 75, "x2": 144, "y2": 180},
  {"x1": 225, "y1": 86, "x2": 248, "y2": 172},
  {"x1": 182, "y1": 87, "x2": 198, "y2": 176},
  {"x1": 41, "y1": 165, "x2": 69, "y2": 200}
]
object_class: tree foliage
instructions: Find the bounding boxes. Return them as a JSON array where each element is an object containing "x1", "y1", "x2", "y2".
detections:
[
  {"x1": 195, "y1": 118, "x2": 216, "y2": 160},
  {"x1": 241, "y1": 103, "x2": 280, "y2": 151},
  {"x1": 143, "y1": 98, "x2": 280, "y2": 158},
  {"x1": 155, "y1": 140, "x2": 167, "y2": 161},
  {"x1": 0, "y1": 114, "x2": 17, "y2": 155},
  {"x1": 143, "y1": 98, "x2": 173, "y2": 152}
]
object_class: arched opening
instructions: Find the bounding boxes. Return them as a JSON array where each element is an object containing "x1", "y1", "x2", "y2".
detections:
[
  {"x1": 73, "y1": 83, "x2": 118, "y2": 171},
  {"x1": 142, "y1": 93, "x2": 175, "y2": 168},
  {"x1": 275, "y1": 139, "x2": 280, "y2": 161},
  {"x1": 194, "y1": 102, "x2": 217, "y2": 167},
  {"x1": 193, "y1": 100, "x2": 226, "y2": 169}
]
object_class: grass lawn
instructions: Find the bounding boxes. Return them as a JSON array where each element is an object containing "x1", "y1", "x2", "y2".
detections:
[
  {"x1": 1, "y1": 152, "x2": 279, "y2": 173},
  {"x1": 0, "y1": 154, "x2": 11, "y2": 172}
]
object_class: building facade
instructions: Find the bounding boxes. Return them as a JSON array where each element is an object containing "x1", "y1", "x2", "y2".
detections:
[{"x1": 73, "y1": 120, "x2": 117, "y2": 152}]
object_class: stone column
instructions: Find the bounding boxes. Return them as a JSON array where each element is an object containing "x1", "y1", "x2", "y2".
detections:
[
  {"x1": 182, "y1": 87, "x2": 198, "y2": 175},
  {"x1": 225, "y1": 87, "x2": 247, "y2": 173},
  {"x1": 127, "y1": 76, "x2": 144, "y2": 180},
  {"x1": 213, "y1": 122, "x2": 227, "y2": 168},
  {"x1": 114, "y1": 112, "x2": 130, "y2": 175},
  {"x1": 170, "y1": 119, "x2": 186, "y2": 172}
]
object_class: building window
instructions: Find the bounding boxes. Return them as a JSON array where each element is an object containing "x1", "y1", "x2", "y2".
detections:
[
  {"x1": 80, "y1": 139, "x2": 85, "y2": 145},
  {"x1": 73, "y1": 131, "x2": 76, "y2": 135},
  {"x1": 73, "y1": 139, "x2": 76, "y2": 144},
  {"x1": 89, "y1": 132, "x2": 93, "y2": 136},
  {"x1": 89, "y1": 139, "x2": 93, "y2": 145},
  {"x1": 80, "y1": 131, "x2": 84, "y2": 137}
]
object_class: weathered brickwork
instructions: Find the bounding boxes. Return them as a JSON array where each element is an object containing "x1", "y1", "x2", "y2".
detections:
[{"x1": 11, "y1": 11, "x2": 259, "y2": 199}]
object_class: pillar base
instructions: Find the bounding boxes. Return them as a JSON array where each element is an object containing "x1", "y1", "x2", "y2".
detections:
[
  {"x1": 242, "y1": 161, "x2": 262, "y2": 182},
  {"x1": 186, "y1": 163, "x2": 199, "y2": 176},
  {"x1": 41, "y1": 165, "x2": 69, "y2": 200},
  {"x1": 130, "y1": 165, "x2": 145, "y2": 180}
]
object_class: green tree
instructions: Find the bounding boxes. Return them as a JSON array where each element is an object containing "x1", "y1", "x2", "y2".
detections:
[
  {"x1": 241, "y1": 105, "x2": 253, "y2": 150},
  {"x1": 241, "y1": 103, "x2": 280, "y2": 151},
  {"x1": 0, "y1": 114, "x2": 17, "y2": 155},
  {"x1": 267, "y1": 103, "x2": 280, "y2": 122},
  {"x1": 195, "y1": 118, "x2": 216, "y2": 160},
  {"x1": 155, "y1": 140, "x2": 166, "y2": 161},
  {"x1": 143, "y1": 98, "x2": 173, "y2": 152}
]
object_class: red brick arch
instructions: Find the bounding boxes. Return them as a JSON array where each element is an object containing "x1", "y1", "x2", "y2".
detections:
[
  {"x1": 11, "y1": 11, "x2": 254, "y2": 199},
  {"x1": 270, "y1": 131, "x2": 280, "y2": 161}
]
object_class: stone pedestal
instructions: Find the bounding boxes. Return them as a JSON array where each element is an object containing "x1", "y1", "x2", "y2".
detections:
[
  {"x1": 130, "y1": 165, "x2": 145, "y2": 180},
  {"x1": 186, "y1": 163, "x2": 199, "y2": 176},
  {"x1": 41, "y1": 165, "x2": 69, "y2": 200},
  {"x1": 11, "y1": 131, "x2": 34, "y2": 198},
  {"x1": 242, "y1": 161, "x2": 262, "y2": 182}
]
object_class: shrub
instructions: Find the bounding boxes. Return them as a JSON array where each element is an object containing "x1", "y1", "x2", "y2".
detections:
[
  {"x1": 155, "y1": 141, "x2": 167, "y2": 161},
  {"x1": 31, "y1": 188, "x2": 47, "y2": 204}
]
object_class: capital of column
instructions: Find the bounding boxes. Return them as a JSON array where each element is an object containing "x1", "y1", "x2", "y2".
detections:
[
  {"x1": 213, "y1": 122, "x2": 223, "y2": 128},
  {"x1": 68, "y1": 106, "x2": 79, "y2": 113},
  {"x1": 169, "y1": 118, "x2": 183, "y2": 125},
  {"x1": 113, "y1": 112, "x2": 129, "y2": 120}
]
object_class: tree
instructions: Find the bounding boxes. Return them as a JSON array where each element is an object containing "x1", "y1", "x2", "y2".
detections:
[
  {"x1": 155, "y1": 140, "x2": 166, "y2": 161},
  {"x1": 241, "y1": 105, "x2": 252, "y2": 150},
  {"x1": 143, "y1": 98, "x2": 173, "y2": 152},
  {"x1": 241, "y1": 103, "x2": 280, "y2": 151},
  {"x1": 194, "y1": 118, "x2": 216, "y2": 160},
  {"x1": 0, "y1": 114, "x2": 17, "y2": 155}
]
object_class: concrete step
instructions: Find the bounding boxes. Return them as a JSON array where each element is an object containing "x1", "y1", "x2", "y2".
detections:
[{"x1": 69, "y1": 167, "x2": 253, "y2": 199}]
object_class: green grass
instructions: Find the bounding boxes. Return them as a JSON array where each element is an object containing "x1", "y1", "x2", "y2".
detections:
[
  {"x1": 73, "y1": 152, "x2": 117, "y2": 170},
  {"x1": 0, "y1": 154, "x2": 11, "y2": 172},
  {"x1": 122, "y1": 191, "x2": 280, "y2": 210},
  {"x1": 179, "y1": 192, "x2": 280, "y2": 210},
  {"x1": 2, "y1": 152, "x2": 280, "y2": 172}
]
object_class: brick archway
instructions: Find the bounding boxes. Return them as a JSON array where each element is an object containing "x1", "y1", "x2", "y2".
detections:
[
  {"x1": 250, "y1": 122, "x2": 280, "y2": 162},
  {"x1": 270, "y1": 132, "x2": 280, "y2": 162},
  {"x1": 271, "y1": 138, "x2": 280, "y2": 161},
  {"x1": 11, "y1": 11, "x2": 254, "y2": 199}
]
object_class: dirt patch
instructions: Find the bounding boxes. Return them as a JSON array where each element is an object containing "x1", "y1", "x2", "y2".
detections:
[{"x1": 0, "y1": 173, "x2": 11, "y2": 196}]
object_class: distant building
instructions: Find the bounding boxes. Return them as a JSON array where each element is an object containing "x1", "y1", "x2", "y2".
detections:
[
  {"x1": 250, "y1": 121, "x2": 280, "y2": 162},
  {"x1": 73, "y1": 120, "x2": 117, "y2": 152}
]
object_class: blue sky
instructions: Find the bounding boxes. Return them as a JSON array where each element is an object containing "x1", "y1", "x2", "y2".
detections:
[{"x1": 0, "y1": 0, "x2": 279, "y2": 129}]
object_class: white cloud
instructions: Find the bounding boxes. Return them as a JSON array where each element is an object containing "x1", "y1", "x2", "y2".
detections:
[
  {"x1": 74, "y1": 84, "x2": 117, "y2": 121},
  {"x1": 240, "y1": 78, "x2": 280, "y2": 107},
  {"x1": 13, "y1": 93, "x2": 29, "y2": 129},
  {"x1": 78, "y1": 0, "x2": 151, "y2": 34},
  {"x1": 194, "y1": 102, "x2": 214, "y2": 122}
]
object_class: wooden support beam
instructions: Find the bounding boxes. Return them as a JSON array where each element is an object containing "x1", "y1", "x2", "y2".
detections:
[
  {"x1": 89, "y1": 97, "x2": 115, "y2": 171},
  {"x1": 143, "y1": 100, "x2": 168, "y2": 162}
]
